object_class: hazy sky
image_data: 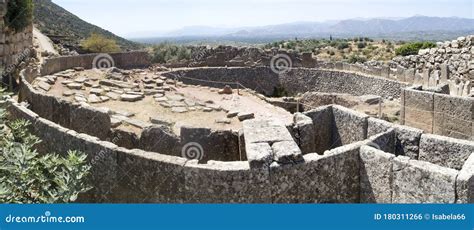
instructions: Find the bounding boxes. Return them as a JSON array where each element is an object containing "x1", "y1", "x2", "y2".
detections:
[{"x1": 53, "y1": 0, "x2": 474, "y2": 37}]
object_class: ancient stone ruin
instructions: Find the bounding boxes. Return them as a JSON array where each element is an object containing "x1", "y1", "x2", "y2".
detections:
[
  {"x1": 1, "y1": 0, "x2": 473, "y2": 202},
  {"x1": 2, "y1": 34, "x2": 473, "y2": 203}
]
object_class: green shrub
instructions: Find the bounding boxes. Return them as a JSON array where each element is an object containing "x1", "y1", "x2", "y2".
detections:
[
  {"x1": 152, "y1": 43, "x2": 191, "y2": 63},
  {"x1": 395, "y1": 42, "x2": 436, "y2": 56},
  {"x1": 357, "y1": 42, "x2": 367, "y2": 49},
  {"x1": 337, "y1": 42, "x2": 349, "y2": 50},
  {"x1": 81, "y1": 33, "x2": 120, "y2": 53},
  {"x1": 5, "y1": 0, "x2": 33, "y2": 32},
  {"x1": 0, "y1": 90, "x2": 91, "y2": 203},
  {"x1": 348, "y1": 54, "x2": 367, "y2": 64}
]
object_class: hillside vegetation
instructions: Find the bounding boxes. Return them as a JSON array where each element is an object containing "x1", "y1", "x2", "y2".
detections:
[
  {"x1": 33, "y1": 0, "x2": 140, "y2": 52},
  {"x1": 264, "y1": 37, "x2": 400, "y2": 63}
]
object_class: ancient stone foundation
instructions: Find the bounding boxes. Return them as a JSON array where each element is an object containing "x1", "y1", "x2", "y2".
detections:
[
  {"x1": 401, "y1": 86, "x2": 474, "y2": 140},
  {"x1": 7, "y1": 96, "x2": 474, "y2": 203},
  {"x1": 6, "y1": 51, "x2": 474, "y2": 203}
]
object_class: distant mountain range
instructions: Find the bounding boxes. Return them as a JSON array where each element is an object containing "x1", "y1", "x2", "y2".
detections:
[
  {"x1": 32, "y1": 0, "x2": 474, "y2": 47},
  {"x1": 132, "y1": 16, "x2": 474, "y2": 44},
  {"x1": 34, "y1": 0, "x2": 141, "y2": 51}
]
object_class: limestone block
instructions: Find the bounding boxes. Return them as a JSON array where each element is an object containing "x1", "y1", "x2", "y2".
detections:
[
  {"x1": 242, "y1": 119, "x2": 294, "y2": 144},
  {"x1": 381, "y1": 66, "x2": 390, "y2": 78},
  {"x1": 271, "y1": 146, "x2": 360, "y2": 203},
  {"x1": 246, "y1": 143, "x2": 273, "y2": 169},
  {"x1": 272, "y1": 141, "x2": 303, "y2": 164},
  {"x1": 184, "y1": 161, "x2": 271, "y2": 203},
  {"x1": 70, "y1": 105, "x2": 111, "y2": 140},
  {"x1": 116, "y1": 148, "x2": 187, "y2": 202},
  {"x1": 422, "y1": 69, "x2": 430, "y2": 88},
  {"x1": 414, "y1": 72, "x2": 423, "y2": 85},
  {"x1": 360, "y1": 146, "x2": 395, "y2": 203},
  {"x1": 294, "y1": 113, "x2": 316, "y2": 154},
  {"x1": 433, "y1": 93, "x2": 473, "y2": 139},
  {"x1": 440, "y1": 63, "x2": 449, "y2": 83},
  {"x1": 110, "y1": 128, "x2": 139, "y2": 149},
  {"x1": 304, "y1": 105, "x2": 333, "y2": 154},
  {"x1": 397, "y1": 66, "x2": 406, "y2": 81},
  {"x1": 404, "y1": 68, "x2": 415, "y2": 84},
  {"x1": 403, "y1": 88, "x2": 434, "y2": 133},
  {"x1": 367, "y1": 118, "x2": 424, "y2": 159},
  {"x1": 332, "y1": 105, "x2": 368, "y2": 146},
  {"x1": 139, "y1": 125, "x2": 180, "y2": 156},
  {"x1": 392, "y1": 157, "x2": 458, "y2": 203},
  {"x1": 456, "y1": 153, "x2": 474, "y2": 203},
  {"x1": 419, "y1": 134, "x2": 474, "y2": 170}
]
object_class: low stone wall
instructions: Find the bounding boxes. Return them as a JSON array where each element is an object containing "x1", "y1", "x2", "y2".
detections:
[
  {"x1": 19, "y1": 71, "x2": 112, "y2": 140},
  {"x1": 301, "y1": 105, "x2": 369, "y2": 154},
  {"x1": 360, "y1": 146, "x2": 460, "y2": 203},
  {"x1": 367, "y1": 115, "x2": 474, "y2": 170},
  {"x1": 299, "y1": 92, "x2": 358, "y2": 109},
  {"x1": 40, "y1": 52, "x2": 151, "y2": 75},
  {"x1": 162, "y1": 67, "x2": 280, "y2": 96},
  {"x1": 7, "y1": 98, "x2": 474, "y2": 203},
  {"x1": 401, "y1": 86, "x2": 474, "y2": 140},
  {"x1": 164, "y1": 67, "x2": 408, "y2": 99},
  {"x1": 281, "y1": 68, "x2": 408, "y2": 98}
]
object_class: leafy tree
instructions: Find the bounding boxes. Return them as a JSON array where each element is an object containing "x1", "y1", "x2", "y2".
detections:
[
  {"x1": 152, "y1": 43, "x2": 191, "y2": 63},
  {"x1": 0, "y1": 89, "x2": 91, "y2": 203},
  {"x1": 395, "y1": 42, "x2": 436, "y2": 56},
  {"x1": 5, "y1": 0, "x2": 33, "y2": 32},
  {"x1": 81, "y1": 33, "x2": 121, "y2": 53}
]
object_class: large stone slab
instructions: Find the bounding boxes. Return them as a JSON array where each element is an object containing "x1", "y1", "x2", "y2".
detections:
[
  {"x1": 419, "y1": 134, "x2": 474, "y2": 170},
  {"x1": 367, "y1": 118, "x2": 424, "y2": 159},
  {"x1": 392, "y1": 156, "x2": 458, "y2": 203},
  {"x1": 139, "y1": 125, "x2": 181, "y2": 156},
  {"x1": 243, "y1": 120, "x2": 294, "y2": 144},
  {"x1": 332, "y1": 105, "x2": 368, "y2": 146},
  {"x1": 293, "y1": 113, "x2": 316, "y2": 154},
  {"x1": 402, "y1": 88, "x2": 434, "y2": 133},
  {"x1": 271, "y1": 144, "x2": 360, "y2": 203},
  {"x1": 243, "y1": 119, "x2": 302, "y2": 168},
  {"x1": 433, "y1": 93, "x2": 473, "y2": 140},
  {"x1": 304, "y1": 105, "x2": 333, "y2": 154},
  {"x1": 272, "y1": 141, "x2": 303, "y2": 164},
  {"x1": 456, "y1": 154, "x2": 474, "y2": 203},
  {"x1": 184, "y1": 161, "x2": 271, "y2": 203},
  {"x1": 360, "y1": 145, "x2": 395, "y2": 203}
]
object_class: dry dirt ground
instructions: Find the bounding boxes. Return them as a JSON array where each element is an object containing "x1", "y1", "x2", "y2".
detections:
[{"x1": 43, "y1": 69, "x2": 293, "y2": 135}]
